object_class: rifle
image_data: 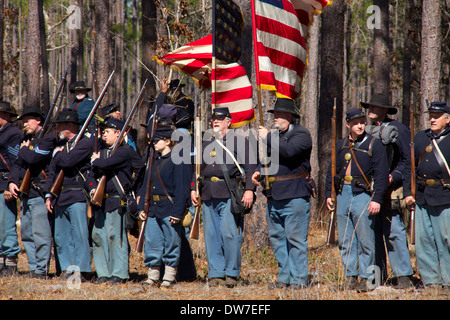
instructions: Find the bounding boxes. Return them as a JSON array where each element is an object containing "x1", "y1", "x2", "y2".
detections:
[
  {"x1": 135, "y1": 102, "x2": 159, "y2": 252},
  {"x1": 19, "y1": 62, "x2": 71, "y2": 196},
  {"x1": 409, "y1": 94, "x2": 416, "y2": 244},
  {"x1": 189, "y1": 104, "x2": 202, "y2": 240},
  {"x1": 326, "y1": 98, "x2": 337, "y2": 245},
  {"x1": 91, "y1": 79, "x2": 147, "y2": 206},
  {"x1": 49, "y1": 70, "x2": 115, "y2": 198}
]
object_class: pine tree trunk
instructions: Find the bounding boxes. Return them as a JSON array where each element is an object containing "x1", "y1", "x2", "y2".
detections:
[
  {"x1": 94, "y1": 0, "x2": 112, "y2": 104},
  {"x1": 23, "y1": 0, "x2": 42, "y2": 108},
  {"x1": 138, "y1": 0, "x2": 158, "y2": 153},
  {"x1": 373, "y1": 0, "x2": 390, "y2": 97},
  {"x1": 318, "y1": 0, "x2": 346, "y2": 213},
  {"x1": 0, "y1": 0, "x2": 4, "y2": 100},
  {"x1": 419, "y1": 0, "x2": 442, "y2": 129},
  {"x1": 38, "y1": 0, "x2": 49, "y2": 113},
  {"x1": 303, "y1": 16, "x2": 320, "y2": 226}
]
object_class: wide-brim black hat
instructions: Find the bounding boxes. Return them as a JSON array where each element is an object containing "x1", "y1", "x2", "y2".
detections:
[
  {"x1": 18, "y1": 105, "x2": 45, "y2": 120},
  {"x1": 51, "y1": 109, "x2": 79, "y2": 124},
  {"x1": 360, "y1": 93, "x2": 397, "y2": 115},
  {"x1": 0, "y1": 101, "x2": 18, "y2": 117},
  {"x1": 69, "y1": 81, "x2": 92, "y2": 93},
  {"x1": 169, "y1": 79, "x2": 185, "y2": 89},
  {"x1": 268, "y1": 98, "x2": 300, "y2": 118}
]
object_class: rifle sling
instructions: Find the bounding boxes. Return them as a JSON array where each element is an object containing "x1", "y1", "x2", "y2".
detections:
[
  {"x1": 431, "y1": 138, "x2": 450, "y2": 179},
  {"x1": 349, "y1": 143, "x2": 372, "y2": 192}
]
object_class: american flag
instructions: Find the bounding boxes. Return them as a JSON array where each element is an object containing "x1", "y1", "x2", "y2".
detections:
[
  {"x1": 252, "y1": 0, "x2": 330, "y2": 99},
  {"x1": 155, "y1": 35, "x2": 255, "y2": 128},
  {"x1": 156, "y1": 35, "x2": 215, "y2": 89}
]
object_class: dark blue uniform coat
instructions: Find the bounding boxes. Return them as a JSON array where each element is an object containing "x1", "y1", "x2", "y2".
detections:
[
  {"x1": 10, "y1": 130, "x2": 57, "y2": 199},
  {"x1": 260, "y1": 124, "x2": 314, "y2": 200},
  {"x1": 87, "y1": 145, "x2": 141, "y2": 212},
  {"x1": 138, "y1": 151, "x2": 192, "y2": 220},
  {"x1": 404, "y1": 126, "x2": 450, "y2": 206},
  {"x1": 192, "y1": 130, "x2": 257, "y2": 201},
  {"x1": 325, "y1": 132, "x2": 389, "y2": 204},
  {"x1": 45, "y1": 135, "x2": 93, "y2": 206},
  {"x1": 0, "y1": 123, "x2": 23, "y2": 191}
]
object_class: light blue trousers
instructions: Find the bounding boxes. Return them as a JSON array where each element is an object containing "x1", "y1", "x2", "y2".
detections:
[
  {"x1": 0, "y1": 193, "x2": 20, "y2": 259},
  {"x1": 21, "y1": 197, "x2": 52, "y2": 274},
  {"x1": 92, "y1": 208, "x2": 129, "y2": 279},
  {"x1": 267, "y1": 197, "x2": 310, "y2": 286},
  {"x1": 337, "y1": 184, "x2": 376, "y2": 279},
  {"x1": 415, "y1": 204, "x2": 450, "y2": 286},
  {"x1": 202, "y1": 199, "x2": 243, "y2": 278},
  {"x1": 144, "y1": 216, "x2": 183, "y2": 268},
  {"x1": 54, "y1": 202, "x2": 91, "y2": 272}
]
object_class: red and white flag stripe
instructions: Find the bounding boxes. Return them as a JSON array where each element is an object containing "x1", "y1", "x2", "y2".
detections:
[
  {"x1": 213, "y1": 63, "x2": 255, "y2": 127},
  {"x1": 253, "y1": 0, "x2": 330, "y2": 99},
  {"x1": 155, "y1": 35, "x2": 255, "y2": 127}
]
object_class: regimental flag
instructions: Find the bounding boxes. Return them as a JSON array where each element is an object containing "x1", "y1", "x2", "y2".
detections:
[
  {"x1": 155, "y1": 35, "x2": 255, "y2": 128},
  {"x1": 252, "y1": 0, "x2": 330, "y2": 99},
  {"x1": 213, "y1": 0, "x2": 245, "y2": 63}
]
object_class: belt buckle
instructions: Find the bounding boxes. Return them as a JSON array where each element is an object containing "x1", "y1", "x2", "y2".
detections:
[
  {"x1": 153, "y1": 195, "x2": 160, "y2": 201},
  {"x1": 268, "y1": 177, "x2": 275, "y2": 183},
  {"x1": 426, "y1": 179, "x2": 436, "y2": 186},
  {"x1": 344, "y1": 175, "x2": 353, "y2": 182},
  {"x1": 211, "y1": 176, "x2": 220, "y2": 182}
]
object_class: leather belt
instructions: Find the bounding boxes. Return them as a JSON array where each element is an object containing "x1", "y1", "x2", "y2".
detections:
[
  {"x1": 151, "y1": 195, "x2": 170, "y2": 201},
  {"x1": 268, "y1": 172, "x2": 307, "y2": 183},
  {"x1": 417, "y1": 177, "x2": 450, "y2": 186},
  {"x1": 105, "y1": 193, "x2": 120, "y2": 199},
  {"x1": 206, "y1": 176, "x2": 239, "y2": 182}
]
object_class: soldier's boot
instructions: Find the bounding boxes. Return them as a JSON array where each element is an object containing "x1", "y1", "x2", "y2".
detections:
[
  {"x1": 395, "y1": 276, "x2": 413, "y2": 289},
  {"x1": 1, "y1": 256, "x2": 18, "y2": 277},
  {"x1": 161, "y1": 266, "x2": 177, "y2": 288},
  {"x1": 141, "y1": 266, "x2": 160, "y2": 286}
]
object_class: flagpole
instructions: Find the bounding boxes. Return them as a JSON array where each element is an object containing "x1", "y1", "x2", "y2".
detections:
[
  {"x1": 211, "y1": 0, "x2": 217, "y2": 109},
  {"x1": 251, "y1": 0, "x2": 271, "y2": 193},
  {"x1": 251, "y1": 0, "x2": 263, "y2": 126}
]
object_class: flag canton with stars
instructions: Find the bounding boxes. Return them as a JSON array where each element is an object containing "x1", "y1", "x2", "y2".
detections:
[{"x1": 214, "y1": 0, "x2": 244, "y2": 63}]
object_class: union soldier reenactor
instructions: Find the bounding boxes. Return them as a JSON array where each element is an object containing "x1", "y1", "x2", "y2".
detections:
[
  {"x1": 148, "y1": 78, "x2": 195, "y2": 132},
  {"x1": 325, "y1": 108, "x2": 389, "y2": 292},
  {"x1": 8, "y1": 106, "x2": 57, "y2": 279},
  {"x1": 0, "y1": 102, "x2": 22, "y2": 277},
  {"x1": 362, "y1": 93, "x2": 414, "y2": 289},
  {"x1": 100, "y1": 103, "x2": 137, "y2": 152},
  {"x1": 87, "y1": 117, "x2": 143, "y2": 285},
  {"x1": 190, "y1": 107, "x2": 257, "y2": 287},
  {"x1": 251, "y1": 98, "x2": 315, "y2": 289},
  {"x1": 404, "y1": 101, "x2": 450, "y2": 294},
  {"x1": 69, "y1": 80, "x2": 95, "y2": 132},
  {"x1": 138, "y1": 125, "x2": 192, "y2": 288},
  {"x1": 44, "y1": 109, "x2": 93, "y2": 280}
]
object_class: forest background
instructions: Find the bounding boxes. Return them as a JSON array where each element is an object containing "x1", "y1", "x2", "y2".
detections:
[{"x1": 0, "y1": 0, "x2": 449, "y2": 253}]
